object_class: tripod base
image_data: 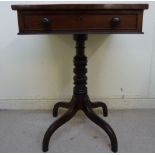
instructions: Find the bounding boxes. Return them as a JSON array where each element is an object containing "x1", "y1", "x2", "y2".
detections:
[{"x1": 42, "y1": 95, "x2": 118, "y2": 153}]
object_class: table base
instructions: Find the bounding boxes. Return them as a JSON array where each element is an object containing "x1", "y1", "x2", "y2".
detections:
[{"x1": 42, "y1": 34, "x2": 118, "y2": 153}]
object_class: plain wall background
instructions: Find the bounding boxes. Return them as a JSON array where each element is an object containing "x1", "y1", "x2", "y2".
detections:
[{"x1": 0, "y1": 1, "x2": 155, "y2": 109}]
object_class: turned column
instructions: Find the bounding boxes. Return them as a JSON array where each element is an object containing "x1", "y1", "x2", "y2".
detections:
[{"x1": 73, "y1": 34, "x2": 88, "y2": 96}]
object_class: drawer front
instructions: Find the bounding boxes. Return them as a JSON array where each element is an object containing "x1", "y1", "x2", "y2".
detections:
[{"x1": 18, "y1": 13, "x2": 141, "y2": 33}]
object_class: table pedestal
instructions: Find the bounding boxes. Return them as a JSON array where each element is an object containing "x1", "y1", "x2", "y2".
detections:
[{"x1": 42, "y1": 34, "x2": 118, "y2": 153}]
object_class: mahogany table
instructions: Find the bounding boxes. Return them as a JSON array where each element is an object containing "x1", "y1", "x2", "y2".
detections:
[{"x1": 12, "y1": 4, "x2": 148, "y2": 152}]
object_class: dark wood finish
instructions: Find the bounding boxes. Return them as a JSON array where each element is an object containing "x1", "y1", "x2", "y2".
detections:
[
  {"x1": 12, "y1": 4, "x2": 148, "y2": 34},
  {"x1": 43, "y1": 34, "x2": 117, "y2": 152},
  {"x1": 11, "y1": 4, "x2": 148, "y2": 153},
  {"x1": 12, "y1": 4, "x2": 148, "y2": 10},
  {"x1": 17, "y1": 13, "x2": 139, "y2": 33}
]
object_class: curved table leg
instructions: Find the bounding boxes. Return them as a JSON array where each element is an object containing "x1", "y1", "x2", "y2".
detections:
[
  {"x1": 83, "y1": 102, "x2": 118, "y2": 153},
  {"x1": 91, "y1": 102, "x2": 108, "y2": 117},
  {"x1": 53, "y1": 102, "x2": 70, "y2": 117},
  {"x1": 43, "y1": 104, "x2": 77, "y2": 152}
]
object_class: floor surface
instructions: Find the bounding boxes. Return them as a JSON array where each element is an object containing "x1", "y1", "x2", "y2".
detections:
[{"x1": 0, "y1": 109, "x2": 155, "y2": 153}]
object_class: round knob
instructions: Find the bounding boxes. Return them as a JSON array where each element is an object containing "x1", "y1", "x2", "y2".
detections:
[
  {"x1": 111, "y1": 17, "x2": 120, "y2": 27},
  {"x1": 79, "y1": 16, "x2": 83, "y2": 21},
  {"x1": 41, "y1": 17, "x2": 51, "y2": 27}
]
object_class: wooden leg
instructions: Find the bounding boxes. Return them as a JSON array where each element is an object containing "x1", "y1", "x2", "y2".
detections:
[
  {"x1": 83, "y1": 101, "x2": 118, "y2": 153},
  {"x1": 53, "y1": 102, "x2": 70, "y2": 117},
  {"x1": 43, "y1": 102, "x2": 77, "y2": 152},
  {"x1": 90, "y1": 102, "x2": 108, "y2": 117}
]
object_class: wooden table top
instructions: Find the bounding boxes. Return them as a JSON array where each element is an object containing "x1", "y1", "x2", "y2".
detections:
[
  {"x1": 11, "y1": 4, "x2": 149, "y2": 34},
  {"x1": 12, "y1": 4, "x2": 148, "y2": 10}
]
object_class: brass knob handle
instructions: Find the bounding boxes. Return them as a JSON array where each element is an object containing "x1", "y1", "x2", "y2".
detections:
[
  {"x1": 111, "y1": 17, "x2": 120, "y2": 27},
  {"x1": 41, "y1": 17, "x2": 51, "y2": 27}
]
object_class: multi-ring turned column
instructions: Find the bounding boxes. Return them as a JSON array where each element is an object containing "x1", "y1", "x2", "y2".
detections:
[
  {"x1": 73, "y1": 34, "x2": 87, "y2": 96},
  {"x1": 42, "y1": 34, "x2": 118, "y2": 153}
]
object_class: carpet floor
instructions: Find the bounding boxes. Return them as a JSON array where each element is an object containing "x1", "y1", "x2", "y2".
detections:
[{"x1": 0, "y1": 109, "x2": 155, "y2": 153}]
